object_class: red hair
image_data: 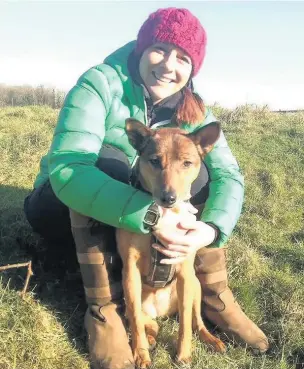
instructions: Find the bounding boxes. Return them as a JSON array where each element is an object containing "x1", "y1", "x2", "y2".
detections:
[{"x1": 173, "y1": 88, "x2": 206, "y2": 126}]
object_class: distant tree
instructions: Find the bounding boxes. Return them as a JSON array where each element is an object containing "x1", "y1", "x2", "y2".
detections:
[{"x1": 0, "y1": 84, "x2": 66, "y2": 108}]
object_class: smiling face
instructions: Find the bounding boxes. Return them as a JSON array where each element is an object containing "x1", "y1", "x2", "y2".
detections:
[{"x1": 139, "y1": 42, "x2": 193, "y2": 104}]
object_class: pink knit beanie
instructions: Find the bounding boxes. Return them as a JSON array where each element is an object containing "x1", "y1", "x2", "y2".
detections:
[{"x1": 135, "y1": 8, "x2": 207, "y2": 76}]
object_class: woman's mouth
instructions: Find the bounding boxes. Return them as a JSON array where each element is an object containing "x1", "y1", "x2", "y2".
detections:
[{"x1": 152, "y1": 72, "x2": 174, "y2": 83}]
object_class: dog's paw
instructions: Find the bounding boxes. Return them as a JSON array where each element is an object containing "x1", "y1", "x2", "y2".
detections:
[
  {"x1": 174, "y1": 354, "x2": 192, "y2": 368},
  {"x1": 134, "y1": 348, "x2": 152, "y2": 369},
  {"x1": 209, "y1": 337, "x2": 226, "y2": 353},
  {"x1": 198, "y1": 329, "x2": 226, "y2": 353},
  {"x1": 146, "y1": 334, "x2": 157, "y2": 351}
]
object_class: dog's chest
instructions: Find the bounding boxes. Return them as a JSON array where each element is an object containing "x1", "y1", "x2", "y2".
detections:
[
  {"x1": 141, "y1": 280, "x2": 178, "y2": 319},
  {"x1": 116, "y1": 230, "x2": 180, "y2": 318},
  {"x1": 139, "y1": 235, "x2": 179, "y2": 318}
]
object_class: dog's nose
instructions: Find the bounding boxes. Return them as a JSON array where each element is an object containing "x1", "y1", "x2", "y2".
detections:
[{"x1": 161, "y1": 191, "x2": 177, "y2": 207}]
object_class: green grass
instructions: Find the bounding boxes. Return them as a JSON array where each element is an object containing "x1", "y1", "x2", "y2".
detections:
[{"x1": 0, "y1": 105, "x2": 303, "y2": 369}]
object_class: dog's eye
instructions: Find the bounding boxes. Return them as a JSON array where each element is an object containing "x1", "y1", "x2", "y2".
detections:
[
  {"x1": 149, "y1": 158, "x2": 161, "y2": 167},
  {"x1": 183, "y1": 161, "x2": 192, "y2": 168}
]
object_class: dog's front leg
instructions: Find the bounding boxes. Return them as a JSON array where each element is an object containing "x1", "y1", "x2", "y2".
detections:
[
  {"x1": 123, "y1": 257, "x2": 152, "y2": 368},
  {"x1": 175, "y1": 256, "x2": 195, "y2": 363},
  {"x1": 118, "y1": 231, "x2": 151, "y2": 369}
]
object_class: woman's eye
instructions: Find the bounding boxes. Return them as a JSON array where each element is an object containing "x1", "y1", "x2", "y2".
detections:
[
  {"x1": 179, "y1": 56, "x2": 191, "y2": 64},
  {"x1": 183, "y1": 161, "x2": 192, "y2": 168},
  {"x1": 155, "y1": 46, "x2": 165, "y2": 54},
  {"x1": 149, "y1": 158, "x2": 161, "y2": 167}
]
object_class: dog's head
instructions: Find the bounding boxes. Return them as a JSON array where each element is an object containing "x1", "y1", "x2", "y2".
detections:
[{"x1": 125, "y1": 118, "x2": 220, "y2": 207}]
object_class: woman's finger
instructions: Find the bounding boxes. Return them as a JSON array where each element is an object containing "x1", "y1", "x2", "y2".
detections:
[
  {"x1": 178, "y1": 218, "x2": 198, "y2": 230},
  {"x1": 166, "y1": 244, "x2": 191, "y2": 252},
  {"x1": 161, "y1": 244, "x2": 190, "y2": 253},
  {"x1": 155, "y1": 233, "x2": 191, "y2": 247},
  {"x1": 152, "y1": 230, "x2": 184, "y2": 246},
  {"x1": 181, "y1": 212, "x2": 197, "y2": 223},
  {"x1": 152, "y1": 244, "x2": 185, "y2": 258},
  {"x1": 152, "y1": 243, "x2": 189, "y2": 254},
  {"x1": 177, "y1": 201, "x2": 198, "y2": 215},
  {"x1": 184, "y1": 202, "x2": 198, "y2": 215},
  {"x1": 160, "y1": 256, "x2": 187, "y2": 265}
]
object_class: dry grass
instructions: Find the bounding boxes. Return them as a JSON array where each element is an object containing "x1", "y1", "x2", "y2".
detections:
[{"x1": 0, "y1": 104, "x2": 303, "y2": 369}]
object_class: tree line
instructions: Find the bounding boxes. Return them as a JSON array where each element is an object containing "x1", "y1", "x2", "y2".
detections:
[{"x1": 0, "y1": 84, "x2": 66, "y2": 109}]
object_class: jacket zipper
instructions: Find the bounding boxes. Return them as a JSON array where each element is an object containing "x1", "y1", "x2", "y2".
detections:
[{"x1": 131, "y1": 95, "x2": 148, "y2": 169}]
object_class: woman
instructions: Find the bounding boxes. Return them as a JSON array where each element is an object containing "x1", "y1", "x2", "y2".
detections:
[{"x1": 24, "y1": 8, "x2": 268, "y2": 369}]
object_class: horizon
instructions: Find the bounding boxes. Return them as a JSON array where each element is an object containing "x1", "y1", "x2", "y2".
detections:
[{"x1": 1, "y1": 1, "x2": 304, "y2": 110}]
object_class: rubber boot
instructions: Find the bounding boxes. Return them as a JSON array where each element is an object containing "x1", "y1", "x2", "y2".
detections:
[
  {"x1": 70, "y1": 210, "x2": 134, "y2": 369},
  {"x1": 195, "y1": 247, "x2": 269, "y2": 353}
]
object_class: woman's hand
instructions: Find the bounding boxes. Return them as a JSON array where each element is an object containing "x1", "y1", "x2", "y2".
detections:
[
  {"x1": 152, "y1": 202, "x2": 197, "y2": 243},
  {"x1": 152, "y1": 206, "x2": 218, "y2": 264},
  {"x1": 152, "y1": 202, "x2": 198, "y2": 234}
]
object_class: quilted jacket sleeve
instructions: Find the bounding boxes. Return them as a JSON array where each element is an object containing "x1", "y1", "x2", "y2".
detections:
[
  {"x1": 48, "y1": 66, "x2": 153, "y2": 234},
  {"x1": 199, "y1": 110, "x2": 244, "y2": 247}
]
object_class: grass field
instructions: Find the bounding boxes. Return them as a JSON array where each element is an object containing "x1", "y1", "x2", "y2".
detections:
[{"x1": 0, "y1": 105, "x2": 303, "y2": 369}]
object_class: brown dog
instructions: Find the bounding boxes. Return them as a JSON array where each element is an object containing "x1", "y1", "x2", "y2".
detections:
[{"x1": 116, "y1": 118, "x2": 225, "y2": 368}]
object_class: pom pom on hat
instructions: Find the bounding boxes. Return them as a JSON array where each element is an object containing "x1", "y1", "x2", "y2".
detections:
[{"x1": 135, "y1": 8, "x2": 207, "y2": 76}]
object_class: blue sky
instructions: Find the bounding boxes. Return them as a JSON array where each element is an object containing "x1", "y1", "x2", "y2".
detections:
[{"x1": 1, "y1": 1, "x2": 303, "y2": 110}]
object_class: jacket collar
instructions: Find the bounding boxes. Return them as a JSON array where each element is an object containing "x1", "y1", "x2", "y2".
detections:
[{"x1": 103, "y1": 41, "x2": 146, "y2": 123}]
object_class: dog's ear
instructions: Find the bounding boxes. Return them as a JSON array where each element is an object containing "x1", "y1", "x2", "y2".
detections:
[
  {"x1": 188, "y1": 122, "x2": 221, "y2": 157},
  {"x1": 125, "y1": 118, "x2": 154, "y2": 153}
]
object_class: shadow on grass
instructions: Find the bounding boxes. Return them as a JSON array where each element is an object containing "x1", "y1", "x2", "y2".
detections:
[
  {"x1": 259, "y1": 244, "x2": 304, "y2": 275},
  {"x1": 0, "y1": 184, "x2": 88, "y2": 358},
  {"x1": 287, "y1": 348, "x2": 304, "y2": 369}
]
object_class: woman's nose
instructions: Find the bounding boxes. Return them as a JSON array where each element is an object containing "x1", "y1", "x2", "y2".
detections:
[{"x1": 162, "y1": 51, "x2": 177, "y2": 71}]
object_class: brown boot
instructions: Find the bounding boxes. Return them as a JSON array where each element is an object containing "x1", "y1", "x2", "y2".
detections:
[
  {"x1": 85, "y1": 303, "x2": 134, "y2": 369},
  {"x1": 195, "y1": 247, "x2": 269, "y2": 354},
  {"x1": 70, "y1": 210, "x2": 134, "y2": 369}
]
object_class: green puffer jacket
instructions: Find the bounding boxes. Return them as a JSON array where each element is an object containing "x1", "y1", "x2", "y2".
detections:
[{"x1": 33, "y1": 41, "x2": 244, "y2": 247}]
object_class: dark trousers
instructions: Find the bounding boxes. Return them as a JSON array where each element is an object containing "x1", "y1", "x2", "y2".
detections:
[{"x1": 24, "y1": 145, "x2": 209, "y2": 248}]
